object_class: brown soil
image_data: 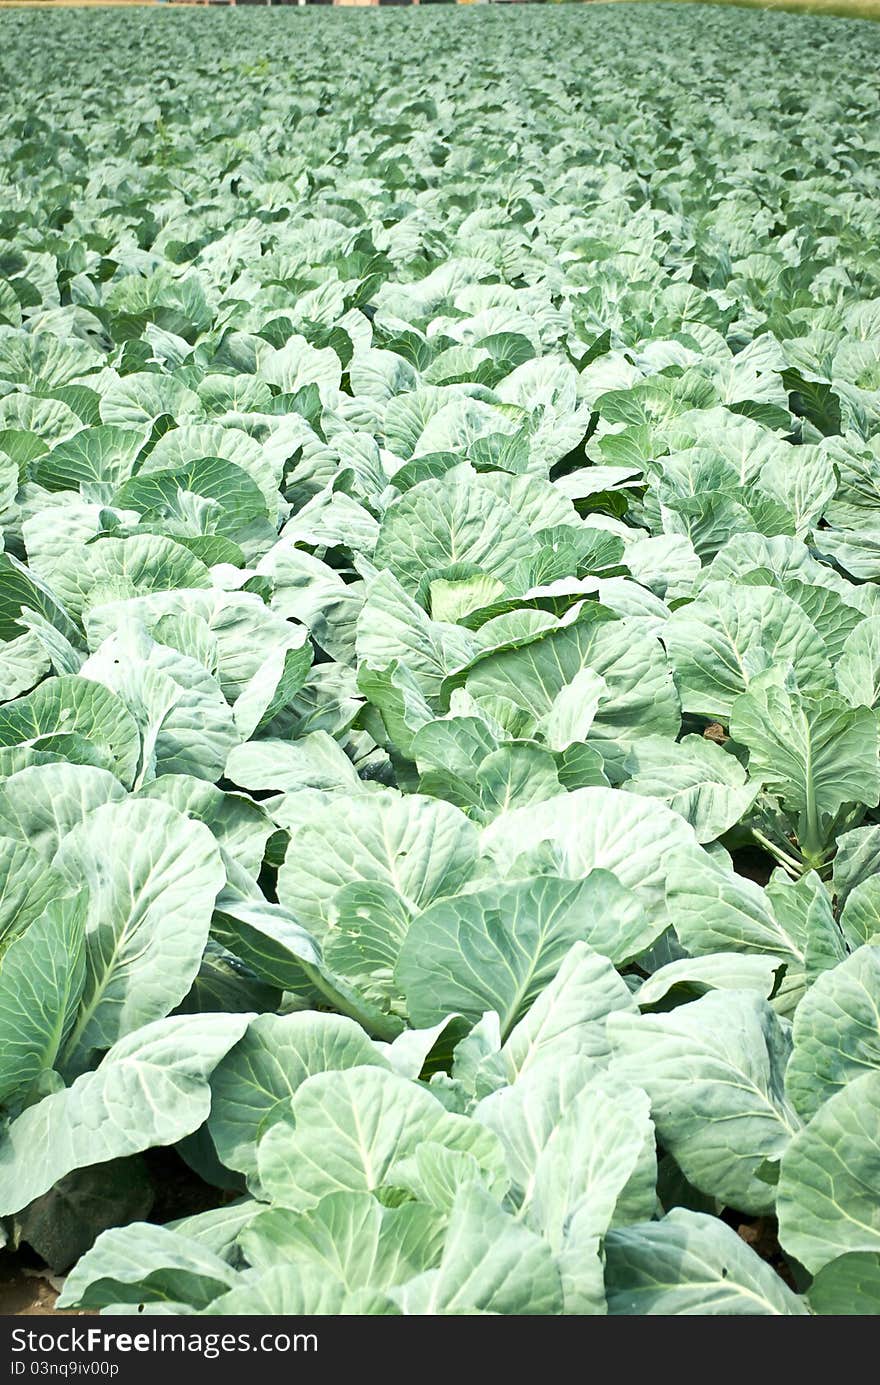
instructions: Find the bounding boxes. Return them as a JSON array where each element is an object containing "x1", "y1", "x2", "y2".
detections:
[{"x1": 0, "y1": 1254, "x2": 94, "y2": 1316}]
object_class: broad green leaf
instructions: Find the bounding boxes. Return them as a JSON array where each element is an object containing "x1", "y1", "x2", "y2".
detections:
[
  {"x1": 482, "y1": 787, "x2": 698, "y2": 927},
  {"x1": 356, "y1": 569, "x2": 477, "y2": 704},
  {"x1": 0, "y1": 675, "x2": 140, "y2": 787},
  {"x1": 766, "y1": 869, "x2": 847, "y2": 984},
  {"x1": 609, "y1": 991, "x2": 799, "y2": 1214},
  {"x1": 0, "y1": 1014, "x2": 250, "y2": 1216},
  {"x1": 81, "y1": 624, "x2": 239, "y2": 787},
  {"x1": 539, "y1": 667, "x2": 607, "y2": 751},
  {"x1": 386, "y1": 1142, "x2": 508, "y2": 1212},
  {"x1": 785, "y1": 948, "x2": 880, "y2": 1121},
  {"x1": 115, "y1": 456, "x2": 269, "y2": 539},
  {"x1": 0, "y1": 763, "x2": 125, "y2": 860},
  {"x1": 210, "y1": 892, "x2": 402, "y2": 1042},
  {"x1": 225, "y1": 731, "x2": 361, "y2": 796},
  {"x1": 833, "y1": 825, "x2": 880, "y2": 906},
  {"x1": 167, "y1": 1200, "x2": 259, "y2": 1260},
  {"x1": 484, "y1": 942, "x2": 637, "y2": 1088},
  {"x1": 667, "y1": 848, "x2": 805, "y2": 966},
  {"x1": 0, "y1": 894, "x2": 85, "y2": 1106},
  {"x1": 207, "y1": 1012, "x2": 387, "y2": 1181},
  {"x1": 393, "y1": 1183, "x2": 564, "y2": 1316},
  {"x1": 277, "y1": 789, "x2": 477, "y2": 934},
  {"x1": 205, "y1": 1265, "x2": 399, "y2": 1316},
  {"x1": 56, "y1": 1224, "x2": 238, "y2": 1311},
  {"x1": 398, "y1": 874, "x2": 650, "y2": 1034},
  {"x1": 37, "y1": 534, "x2": 213, "y2": 623},
  {"x1": 730, "y1": 686, "x2": 880, "y2": 854},
  {"x1": 836, "y1": 616, "x2": 880, "y2": 709},
  {"x1": 232, "y1": 640, "x2": 313, "y2": 741},
  {"x1": 778, "y1": 1072, "x2": 880, "y2": 1274},
  {"x1": 0, "y1": 552, "x2": 79, "y2": 646},
  {"x1": 478, "y1": 1065, "x2": 653, "y2": 1312},
  {"x1": 135, "y1": 774, "x2": 272, "y2": 880},
  {"x1": 0, "y1": 834, "x2": 67, "y2": 955},
  {"x1": 808, "y1": 1254, "x2": 880, "y2": 1315},
  {"x1": 323, "y1": 881, "x2": 413, "y2": 1013},
  {"x1": 635, "y1": 953, "x2": 783, "y2": 1007},
  {"x1": 757, "y1": 443, "x2": 836, "y2": 534},
  {"x1": 474, "y1": 1056, "x2": 600, "y2": 1205},
  {"x1": 464, "y1": 611, "x2": 680, "y2": 749},
  {"x1": 55, "y1": 799, "x2": 225, "y2": 1066},
  {"x1": 622, "y1": 734, "x2": 759, "y2": 843},
  {"x1": 664, "y1": 582, "x2": 833, "y2": 717},
  {"x1": 32, "y1": 426, "x2": 145, "y2": 496},
  {"x1": 98, "y1": 372, "x2": 201, "y2": 430},
  {"x1": 239, "y1": 1193, "x2": 440, "y2": 1291},
  {"x1": 605, "y1": 1210, "x2": 808, "y2": 1315},
  {"x1": 840, "y1": 876, "x2": 880, "y2": 948},
  {"x1": 374, "y1": 477, "x2": 534, "y2": 595},
  {"x1": 257, "y1": 1066, "x2": 503, "y2": 1210}
]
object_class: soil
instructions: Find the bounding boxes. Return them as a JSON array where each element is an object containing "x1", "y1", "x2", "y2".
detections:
[
  {"x1": 730, "y1": 844, "x2": 775, "y2": 887},
  {"x1": 0, "y1": 1149, "x2": 225, "y2": 1317},
  {"x1": 0, "y1": 1250, "x2": 91, "y2": 1316},
  {"x1": 723, "y1": 1211, "x2": 800, "y2": 1292}
]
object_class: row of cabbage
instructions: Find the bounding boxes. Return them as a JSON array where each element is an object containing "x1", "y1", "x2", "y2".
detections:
[{"x1": 0, "y1": 3, "x2": 879, "y2": 1315}]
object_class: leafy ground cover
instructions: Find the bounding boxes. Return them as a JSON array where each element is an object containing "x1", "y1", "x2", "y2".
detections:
[
  {"x1": 654, "y1": 0, "x2": 880, "y2": 21},
  {"x1": 0, "y1": 0, "x2": 879, "y2": 1317}
]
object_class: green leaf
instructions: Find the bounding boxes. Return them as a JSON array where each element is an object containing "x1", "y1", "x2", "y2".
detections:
[
  {"x1": 0, "y1": 552, "x2": 79, "y2": 646},
  {"x1": 374, "y1": 477, "x2": 534, "y2": 596},
  {"x1": 399, "y1": 874, "x2": 650, "y2": 1035},
  {"x1": 464, "y1": 609, "x2": 680, "y2": 749},
  {"x1": 605, "y1": 1210, "x2": 808, "y2": 1315},
  {"x1": 115, "y1": 456, "x2": 269, "y2": 538},
  {"x1": 482, "y1": 787, "x2": 698, "y2": 929},
  {"x1": 256, "y1": 1066, "x2": 503, "y2": 1211},
  {"x1": 0, "y1": 835, "x2": 66, "y2": 955},
  {"x1": 81, "y1": 624, "x2": 239, "y2": 787},
  {"x1": 55, "y1": 798, "x2": 225, "y2": 1067},
  {"x1": 664, "y1": 582, "x2": 833, "y2": 717},
  {"x1": 205, "y1": 1265, "x2": 399, "y2": 1316},
  {"x1": 32, "y1": 427, "x2": 145, "y2": 496},
  {"x1": 277, "y1": 789, "x2": 477, "y2": 934},
  {"x1": 635, "y1": 953, "x2": 784, "y2": 1007},
  {"x1": 356, "y1": 569, "x2": 477, "y2": 705},
  {"x1": 0, "y1": 894, "x2": 85, "y2": 1107},
  {"x1": 487, "y1": 942, "x2": 632, "y2": 1084},
  {"x1": 240, "y1": 1192, "x2": 441, "y2": 1291},
  {"x1": 778, "y1": 1072, "x2": 880, "y2": 1274},
  {"x1": 56, "y1": 1223, "x2": 237, "y2": 1310},
  {"x1": 0, "y1": 1014, "x2": 250, "y2": 1216},
  {"x1": 207, "y1": 1012, "x2": 387, "y2": 1182},
  {"x1": 622, "y1": 734, "x2": 759, "y2": 843},
  {"x1": 609, "y1": 991, "x2": 799, "y2": 1214},
  {"x1": 667, "y1": 848, "x2": 805, "y2": 965},
  {"x1": 837, "y1": 616, "x2": 880, "y2": 710},
  {"x1": 840, "y1": 877, "x2": 880, "y2": 949},
  {"x1": 135, "y1": 774, "x2": 272, "y2": 880},
  {"x1": 0, "y1": 763, "x2": 125, "y2": 860},
  {"x1": 394, "y1": 1183, "x2": 564, "y2": 1316},
  {"x1": 785, "y1": 947, "x2": 880, "y2": 1122},
  {"x1": 807, "y1": 1254, "x2": 880, "y2": 1315},
  {"x1": 0, "y1": 675, "x2": 141, "y2": 786},
  {"x1": 730, "y1": 686, "x2": 880, "y2": 855}
]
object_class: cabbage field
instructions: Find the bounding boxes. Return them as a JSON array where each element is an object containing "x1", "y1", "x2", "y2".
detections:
[{"x1": 0, "y1": 0, "x2": 879, "y2": 1318}]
